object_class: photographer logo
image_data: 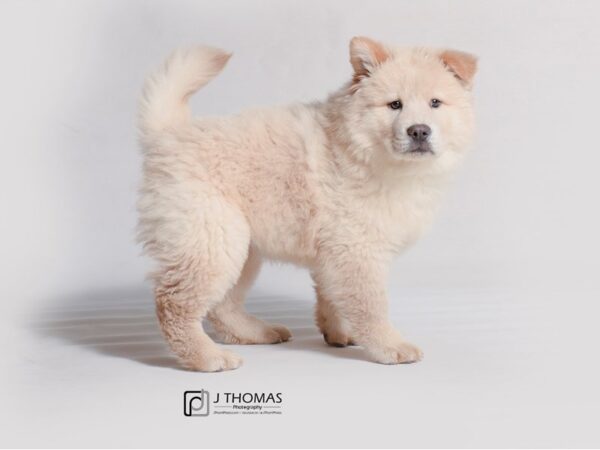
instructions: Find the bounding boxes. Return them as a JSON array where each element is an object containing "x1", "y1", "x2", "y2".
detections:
[
  {"x1": 183, "y1": 390, "x2": 283, "y2": 417},
  {"x1": 184, "y1": 390, "x2": 210, "y2": 416}
]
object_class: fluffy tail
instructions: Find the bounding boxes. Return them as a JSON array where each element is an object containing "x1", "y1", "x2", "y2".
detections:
[{"x1": 138, "y1": 46, "x2": 231, "y2": 135}]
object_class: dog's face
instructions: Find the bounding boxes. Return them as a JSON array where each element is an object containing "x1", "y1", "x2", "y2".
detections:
[{"x1": 342, "y1": 37, "x2": 477, "y2": 171}]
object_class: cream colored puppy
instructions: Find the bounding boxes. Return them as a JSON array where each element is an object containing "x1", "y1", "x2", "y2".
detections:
[{"x1": 137, "y1": 37, "x2": 477, "y2": 371}]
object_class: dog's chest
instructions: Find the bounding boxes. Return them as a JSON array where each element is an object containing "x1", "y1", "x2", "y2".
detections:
[{"x1": 358, "y1": 181, "x2": 442, "y2": 252}]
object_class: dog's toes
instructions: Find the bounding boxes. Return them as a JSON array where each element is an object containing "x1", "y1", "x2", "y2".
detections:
[
  {"x1": 221, "y1": 323, "x2": 291, "y2": 345},
  {"x1": 273, "y1": 325, "x2": 292, "y2": 342},
  {"x1": 182, "y1": 348, "x2": 243, "y2": 372},
  {"x1": 323, "y1": 331, "x2": 353, "y2": 347},
  {"x1": 367, "y1": 340, "x2": 423, "y2": 365}
]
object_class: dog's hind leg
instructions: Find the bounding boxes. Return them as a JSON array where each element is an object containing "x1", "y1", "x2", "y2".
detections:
[
  {"x1": 208, "y1": 247, "x2": 291, "y2": 344},
  {"x1": 151, "y1": 195, "x2": 251, "y2": 372}
]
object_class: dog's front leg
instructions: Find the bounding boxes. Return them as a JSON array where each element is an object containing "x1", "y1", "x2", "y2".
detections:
[{"x1": 313, "y1": 249, "x2": 423, "y2": 364}]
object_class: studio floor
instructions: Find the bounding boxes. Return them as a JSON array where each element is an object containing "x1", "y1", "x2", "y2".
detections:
[{"x1": 3, "y1": 268, "x2": 599, "y2": 448}]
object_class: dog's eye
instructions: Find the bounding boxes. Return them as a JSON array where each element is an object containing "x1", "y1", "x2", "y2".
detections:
[
  {"x1": 388, "y1": 100, "x2": 403, "y2": 110},
  {"x1": 430, "y1": 98, "x2": 442, "y2": 108}
]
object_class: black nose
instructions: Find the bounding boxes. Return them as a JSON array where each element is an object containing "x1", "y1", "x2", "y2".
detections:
[{"x1": 407, "y1": 124, "x2": 431, "y2": 142}]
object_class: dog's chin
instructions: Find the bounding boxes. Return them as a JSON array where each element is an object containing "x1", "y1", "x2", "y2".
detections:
[{"x1": 393, "y1": 143, "x2": 436, "y2": 160}]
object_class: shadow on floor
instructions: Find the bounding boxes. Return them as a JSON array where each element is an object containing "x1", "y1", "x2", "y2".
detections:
[{"x1": 30, "y1": 286, "x2": 368, "y2": 371}]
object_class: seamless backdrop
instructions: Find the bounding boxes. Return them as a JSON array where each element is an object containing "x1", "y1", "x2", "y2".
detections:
[{"x1": 1, "y1": 0, "x2": 599, "y2": 448}]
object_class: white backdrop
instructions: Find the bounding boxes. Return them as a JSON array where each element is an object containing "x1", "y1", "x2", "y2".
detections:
[{"x1": 1, "y1": 0, "x2": 599, "y2": 448}]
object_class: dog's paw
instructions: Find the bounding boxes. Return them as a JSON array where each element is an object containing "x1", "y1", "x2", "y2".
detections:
[
  {"x1": 365, "y1": 340, "x2": 423, "y2": 365},
  {"x1": 251, "y1": 324, "x2": 292, "y2": 344},
  {"x1": 221, "y1": 323, "x2": 292, "y2": 345},
  {"x1": 182, "y1": 348, "x2": 243, "y2": 372},
  {"x1": 272, "y1": 325, "x2": 292, "y2": 342},
  {"x1": 323, "y1": 331, "x2": 356, "y2": 347}
]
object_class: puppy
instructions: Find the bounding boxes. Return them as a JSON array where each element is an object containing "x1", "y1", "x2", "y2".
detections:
[{"x1": 137, "y1": 37, "x2": 477, "y2": 371}]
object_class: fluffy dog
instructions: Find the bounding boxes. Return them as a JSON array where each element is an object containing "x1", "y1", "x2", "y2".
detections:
[{"x1": 137, "y1": 37, "x2": 477, "y2": 371}]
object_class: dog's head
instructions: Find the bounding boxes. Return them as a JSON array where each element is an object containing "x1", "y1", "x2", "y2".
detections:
[{"x1": 337, "y1": 37, "x2": 477, "y2": 172}]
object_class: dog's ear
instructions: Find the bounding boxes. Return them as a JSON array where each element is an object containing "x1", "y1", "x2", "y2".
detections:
[
  {"x1": 439, "y1": 50, "x2": 478, "y2": 87},
  {"x1": 350, "y1": 36, "x2": 390, "y2": 80}
]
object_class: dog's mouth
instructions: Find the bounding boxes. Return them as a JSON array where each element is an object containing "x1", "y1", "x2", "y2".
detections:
[
  {"x1": 392, "y1": 138, "x2": 436, "y2": 158},
  {"x1": 404, "y1": 143, "x2": 434, "y2": 156}
]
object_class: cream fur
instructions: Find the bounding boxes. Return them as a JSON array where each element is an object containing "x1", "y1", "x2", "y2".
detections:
[{"x1": 137, "y1": 38, "x2": 477, "y2": 371}]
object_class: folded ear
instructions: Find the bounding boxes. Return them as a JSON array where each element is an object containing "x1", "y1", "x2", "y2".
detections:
[
  {"x1": 440, "y1": 49, "x2": 478, "y2": 86},
  {"x1": 350, "y1": 36, "x2": 390, "y2": 79}
]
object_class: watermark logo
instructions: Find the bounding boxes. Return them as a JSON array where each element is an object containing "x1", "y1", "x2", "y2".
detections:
[
  {"x1": 184, "y1": 390, "x2": 210, "y2": 416},
  {"x1": 183, "y1": 390, "x2": 283, "y2": 416}
]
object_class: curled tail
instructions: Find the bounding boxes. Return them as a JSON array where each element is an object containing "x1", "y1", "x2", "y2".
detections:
[{"x1": 138, "y1": 45, "x2": 231, "y2": 136}]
